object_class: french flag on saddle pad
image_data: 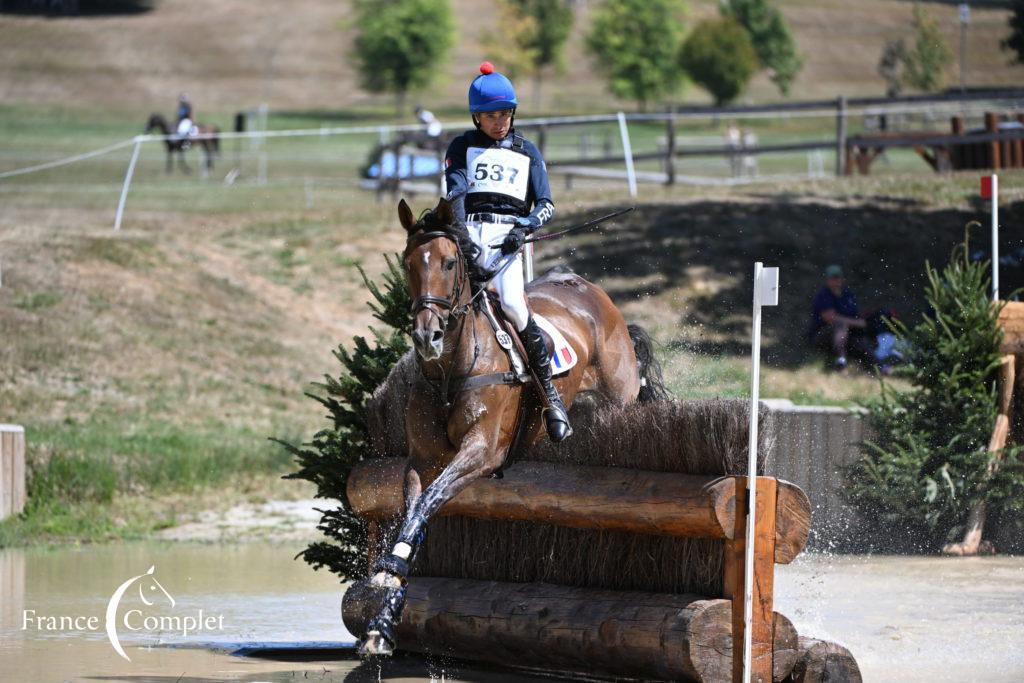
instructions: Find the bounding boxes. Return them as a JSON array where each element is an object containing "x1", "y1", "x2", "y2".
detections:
[{"x1": 534, "y1": 314, "x2": 578, "y2": 375}]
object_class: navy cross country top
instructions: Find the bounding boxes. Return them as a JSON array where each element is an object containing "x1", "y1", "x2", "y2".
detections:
[{"x1": 444, "y1": 128, "x2": 554, "y2": 229}]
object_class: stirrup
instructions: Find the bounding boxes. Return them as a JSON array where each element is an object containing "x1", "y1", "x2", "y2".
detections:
[{"x1": 542, "y1": 403, "x2": 573, "y2": 442}]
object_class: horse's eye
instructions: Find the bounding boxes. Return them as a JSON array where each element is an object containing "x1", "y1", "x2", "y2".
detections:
[{"x1": 444, "y1": 259, "x2": 457, "y2": 271}]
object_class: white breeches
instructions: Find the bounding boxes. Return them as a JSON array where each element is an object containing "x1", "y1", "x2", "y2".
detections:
[
  {"x1": 176, "y1": 118, "x2": 193, "y2": 138},
  {"x1": 467, "y1": 220, "x2": 530, "y2": 331}
]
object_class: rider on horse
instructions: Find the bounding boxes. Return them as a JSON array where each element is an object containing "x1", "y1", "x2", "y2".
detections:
[
  {"x1": 443, "y1": 62, "x2": 571, "y2": 443},
  {"x1": 175, "y1": 93, "x2": 194, "y2": 148}
]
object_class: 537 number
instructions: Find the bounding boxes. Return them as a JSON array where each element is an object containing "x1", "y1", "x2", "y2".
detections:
[{"x1": 474, "y1": 162, "x2": 520, "y2": 184}]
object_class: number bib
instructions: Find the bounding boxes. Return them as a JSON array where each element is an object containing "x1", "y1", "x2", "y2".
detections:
[{"x1": 466, "y1": 146, "x2": 531, "y2": 202}]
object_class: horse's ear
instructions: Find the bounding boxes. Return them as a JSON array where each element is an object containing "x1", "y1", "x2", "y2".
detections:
[
  {"x1": 398, "y1": 199, "x2": 416, "y2": 234},
  {"x1": 435, "y1": 196, "x2": 454, "y2": 226}
]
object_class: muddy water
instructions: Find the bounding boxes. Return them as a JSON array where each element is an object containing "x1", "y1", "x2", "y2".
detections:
[
  {"x1": 1, "y1": 543, "x2": 1022, "y2": 682},
  {"x1": 775, "y1": 554, "x2": 1024, "y2": 682}
]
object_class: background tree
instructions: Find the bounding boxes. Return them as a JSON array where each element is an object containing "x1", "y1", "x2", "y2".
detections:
[
  {"x1": 679, "y1": 18, "x2": 758, "y2": 105},
  {"x1": 487, "y1": 0, "x2": 574, "y2": 109},
  {"x1": 585, "y1": 0, "x2": 687, "y2": 110},
  {"x1": 1002, "y1": 0, "x2": 1024, "y2": 64},
  {"x1": 902, "y1": 3, "x2": 953, "y2": 92},
  {"x1": 350, "y1": 0, "x2": 453, "y2": 116},
  {"x1": 877, "y1": 39, "x2": 909, "y2": 98},
  {"x1": 848, "y1": 242, "x2": 1024, "y2": 552},
  {"x1": 720, "y1": 0, "x2": 803, "y2": 96}
]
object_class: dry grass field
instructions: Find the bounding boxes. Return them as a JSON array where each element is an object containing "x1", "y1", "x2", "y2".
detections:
[
  {"x1": 1, "y1": 0, "x2": 1023, "y2": 543},
  {"x1": 1, "y1": 0, "x2": 1022, "y2": 114}
]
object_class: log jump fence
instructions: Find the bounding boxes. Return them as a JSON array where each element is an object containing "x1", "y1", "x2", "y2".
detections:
[
  {"x1": 845, "y1": 112, "x2": 1024, "y2": 175},
  {"x1": 342, "y1": 448, "x2": 861, "y2": 681},
  {"x1": 0, "y1": 424, "x2": 26, "y2": 521}
]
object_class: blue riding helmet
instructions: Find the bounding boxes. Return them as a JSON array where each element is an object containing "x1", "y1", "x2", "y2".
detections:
[{"x1": 468, "y1": 62, "x2": 518, "y2": 113}]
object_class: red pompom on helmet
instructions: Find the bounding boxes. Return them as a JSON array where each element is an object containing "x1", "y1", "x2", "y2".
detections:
[{"x1": 469, "y1": 62, "x2": 517, "y2": 113}]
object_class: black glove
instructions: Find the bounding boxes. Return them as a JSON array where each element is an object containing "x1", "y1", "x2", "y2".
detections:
[{"x1": 500, "y1": 227, "x2": 527, "y2": 255}]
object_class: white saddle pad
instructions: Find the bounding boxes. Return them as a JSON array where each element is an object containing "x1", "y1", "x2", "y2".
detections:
[{"x1": 534, "y1": 314, "x2": 578, "y2": 375}]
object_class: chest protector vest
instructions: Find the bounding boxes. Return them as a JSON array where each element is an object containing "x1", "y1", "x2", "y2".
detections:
[{"x1": 465, "y1": 133, "x2": 531, "y2": 215}]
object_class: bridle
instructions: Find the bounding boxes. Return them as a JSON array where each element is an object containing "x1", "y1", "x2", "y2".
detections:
[
  {"x1": 405, "y1": 230, "x2": 471, "y2": 334},
  {"x1": 405, "y1": 228, "x2": 482, "y2": 408}
]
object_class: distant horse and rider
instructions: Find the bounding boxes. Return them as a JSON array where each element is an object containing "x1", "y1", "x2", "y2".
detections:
[{"x1": 145, "y1": 94, "x2": 220, "y2": 175}]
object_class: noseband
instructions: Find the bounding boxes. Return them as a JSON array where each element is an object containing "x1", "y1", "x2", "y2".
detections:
[{"x1": 406, "y1": 230, "x2": 469, "y2": 330}]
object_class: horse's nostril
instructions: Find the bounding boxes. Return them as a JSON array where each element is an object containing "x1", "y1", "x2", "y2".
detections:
[{"x1": 431, "y1": 329, "x2": 444, "y2": 343}]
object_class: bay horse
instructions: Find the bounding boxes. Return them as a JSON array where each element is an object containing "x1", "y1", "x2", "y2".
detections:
[
  {"x1": 144, "y1": 113, "x2": 220, "y2": 176},
  {"x1": 358, "y1": 196, "x2": 666, "y2": 657}
]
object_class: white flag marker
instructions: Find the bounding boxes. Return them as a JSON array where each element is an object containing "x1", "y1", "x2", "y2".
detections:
[
  {"x1": 981, "y1": 174, "x2": 999, "y2": 301},
  {"x1": 743, "y1": 262, "x2": 779, "y2": 683}
]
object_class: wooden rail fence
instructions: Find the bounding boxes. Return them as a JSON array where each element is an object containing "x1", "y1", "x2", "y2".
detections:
[{"x1": 0, "y1": 424, "x2": 26, "y2": 521}]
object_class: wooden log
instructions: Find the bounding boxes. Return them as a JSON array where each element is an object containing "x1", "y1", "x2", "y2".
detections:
[
  {"x1": 788, "y1": 637, "x2": 862, "y2": 683},
  {"x1": 348, "y1": 458, "x2": 810, "y2": 563},
  {"x1": 950, "y1": 116, "x2": 964, "y2": 169},
  {"x1": 0, "y1": 425, "x2": 26, "y2": 521},
  {"x1": 944, "y1": 354, "x2": 1015, "y2": 555},
  {"x1": 724, "y1": 477, "x2": 777, "y2": 683},
  {"x1": 997, "y1": 301, "x2": 1024, "y2": 354},
  {"x1": 343, "y1": 577, "x2": 800, "y2": 682}
]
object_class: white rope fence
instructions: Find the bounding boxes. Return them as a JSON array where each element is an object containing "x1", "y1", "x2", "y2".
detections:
[
  {"x1": 0, "y1": 96, "x2": 1021, "y2": 231},
  {"x1": 0, "y1": 138, "x2": 138, "y2": 180}
]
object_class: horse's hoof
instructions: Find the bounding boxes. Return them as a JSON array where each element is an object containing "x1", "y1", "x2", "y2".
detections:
[
  {"x1": 359, "y1": 631, "x2": 393, "y2": 658},
  {"x1": 370, "y1": 571, "x2": 402, "y2": 589}
]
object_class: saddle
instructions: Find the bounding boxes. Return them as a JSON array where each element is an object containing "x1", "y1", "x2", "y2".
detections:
[{"x1": 458, "y1": 291, "x2": 578, "y2": 394}]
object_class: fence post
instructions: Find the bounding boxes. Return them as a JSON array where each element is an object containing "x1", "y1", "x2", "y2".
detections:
[
  {"x1": 616, "y1": 112, "x2": 638, "y2": 198},
  {"x1": 0, "y1": 424, "x2": 26, "y2": 521},
  {"x1": 665, "y1": 112, "x2": 677, "y2": 186},
  {"x1": 537, "y1": 124, "x2": 548, "y2": 158},
  {"x1": 114, "y1": 136, "x2": 143, "y2": 232},
  {"x1": 834, "y1": 96, "x2": 848, "y2": 177},
  {"x1": 985, "y1": 112, "x2": 1002, "y2": 170}
]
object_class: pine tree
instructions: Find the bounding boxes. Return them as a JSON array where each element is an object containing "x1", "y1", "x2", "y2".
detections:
[
  {"x1": 849, "y1": 242, "x2": 1024, "y2": 551},
  {"x1": 279, "y1": 256, "x2": 411, "y2": 580}
]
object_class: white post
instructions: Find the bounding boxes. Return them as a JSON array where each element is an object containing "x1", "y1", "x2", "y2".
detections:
[
  {"x1": 114, "y1": 136, "x2": 143, "y2": 232},
  {"x1": 743, "y1": 262, "x2": 778, "y2": 683},
  {"x1": 616, "y1": 111, "x2": 638, "y2": 198},
  {"x1": 524, "y1": 242, "x2": 535, "y2": 283},
  {"x1": 992, "y1": 173, "x2": 999, "y2": 302}
]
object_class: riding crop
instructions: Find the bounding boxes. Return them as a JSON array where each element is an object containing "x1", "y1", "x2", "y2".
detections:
[{"x1": 482, "y1": 206, "x2": 635, "y2": 284}]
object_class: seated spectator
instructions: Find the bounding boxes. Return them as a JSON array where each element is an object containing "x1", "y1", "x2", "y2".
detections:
[{"x1": 808, "y1": 265, "x2": 868, "y2": 371}]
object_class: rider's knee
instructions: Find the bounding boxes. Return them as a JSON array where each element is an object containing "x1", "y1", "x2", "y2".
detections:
[{"x1": 502, "y1": 299, "x2": 529, "y2": 331}]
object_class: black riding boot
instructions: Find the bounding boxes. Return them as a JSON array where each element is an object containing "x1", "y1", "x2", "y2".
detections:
[{"x1": 518, "y1": 317, "x2": 572, "y2": 442}]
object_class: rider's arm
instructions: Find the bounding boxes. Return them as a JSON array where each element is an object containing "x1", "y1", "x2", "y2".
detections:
[
  {"x1": 520, "y1": 141, "x2": 554, "y2": 231},
  {"x1": 443, "y1": 136, "x2": 469, "y2": 224}
]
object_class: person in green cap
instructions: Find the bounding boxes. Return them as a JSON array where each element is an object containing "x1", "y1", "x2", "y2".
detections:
[{"x1": 808, "y1": 264, "x2": 866, "y2": 371}]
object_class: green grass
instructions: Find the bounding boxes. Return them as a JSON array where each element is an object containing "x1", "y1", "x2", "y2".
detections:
[{"x1": 0, "y1": 415, "x2": 297, "y2": 546}]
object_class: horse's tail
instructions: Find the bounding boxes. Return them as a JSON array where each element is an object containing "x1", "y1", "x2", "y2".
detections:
[{"x1": 628, "y1": 323, "x2": 669, "y2": 402}]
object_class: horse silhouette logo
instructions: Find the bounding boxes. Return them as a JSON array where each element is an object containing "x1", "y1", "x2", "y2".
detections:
[{"x1": 104, "y1": 565, "x2": 175, "y2": 662}]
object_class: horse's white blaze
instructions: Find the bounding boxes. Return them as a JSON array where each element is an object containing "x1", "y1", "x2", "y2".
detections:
[
  {"x1": 393, "y1": 542, "x2": 412, "y2": 560},
  {"x1": 422, "y1": 252, "x2": 430, "y2": 266}
]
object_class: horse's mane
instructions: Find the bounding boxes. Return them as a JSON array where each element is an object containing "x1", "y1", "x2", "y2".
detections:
[{"x1": 408, "y1": 208, "x2": 485, "y2": 282}]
